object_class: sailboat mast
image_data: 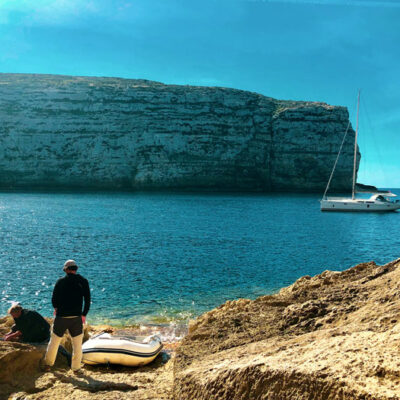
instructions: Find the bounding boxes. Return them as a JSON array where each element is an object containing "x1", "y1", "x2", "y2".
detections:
[{"x1": 352, "y1": 90, "x2": 360, "y2": 200}]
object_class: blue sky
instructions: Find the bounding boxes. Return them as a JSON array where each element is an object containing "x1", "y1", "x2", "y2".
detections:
[{"x1": 0, "y1": 0, "x2": 399, "y2": 187}]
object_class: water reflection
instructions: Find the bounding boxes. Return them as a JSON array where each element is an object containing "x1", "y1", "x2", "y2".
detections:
[{"x1": 0, "y1": 190, "x2": 399, "y2": 323}]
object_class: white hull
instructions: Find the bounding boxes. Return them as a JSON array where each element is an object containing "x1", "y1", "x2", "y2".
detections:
[
  {"x1": 321, "y1": 198, "x2": 400, "y2": 212},
  {"x1": 82, "y1": 333, "x2": 163, "y2": 367},
  {"x1": 321, "y1": 92, "x2": 398, "y2": 213}
]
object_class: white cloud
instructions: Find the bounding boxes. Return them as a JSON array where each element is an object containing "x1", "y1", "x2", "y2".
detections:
[
  {"x1": 244, "y1": 0, "x2": 400, "y2": 7},
  {"x1": 32, "y1": 0, "x2": 101, "y2": 25},
  {"x1": 0, "y1": 0, "x2": 149, "y2": 29},
  {"x1": 0, "y1": 0, "x2": 101, "y2": 26}
]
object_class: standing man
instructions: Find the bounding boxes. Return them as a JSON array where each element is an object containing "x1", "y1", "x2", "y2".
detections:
[{"x1": 44, "y1": 259, "x2": 90, "y2": 372}]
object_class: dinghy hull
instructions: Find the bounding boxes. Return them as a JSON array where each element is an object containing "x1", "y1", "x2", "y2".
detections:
[{"x1": 82, "y1": 333, "x2": 163, "y2": 367}]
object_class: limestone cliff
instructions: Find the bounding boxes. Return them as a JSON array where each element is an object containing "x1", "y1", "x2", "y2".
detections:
[{"x1": 0, "y1": 73, "x2": 358, "y2": 191}]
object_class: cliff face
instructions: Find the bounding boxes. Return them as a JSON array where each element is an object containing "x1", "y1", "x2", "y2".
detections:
[
  {"x1": 0, "y1": 73, "x2": 357, "y2": 191},
  {"x1": 174, "y1": 259, "x2": 400, "y2": 400}
]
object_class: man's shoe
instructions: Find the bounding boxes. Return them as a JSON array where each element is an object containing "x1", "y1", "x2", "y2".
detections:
[
  {"x1": 39, "y1": 359, "x2": 51, "y2": 372},
  {"x1": 72, "y1": 369, "x2": 83, "y2": 375}
]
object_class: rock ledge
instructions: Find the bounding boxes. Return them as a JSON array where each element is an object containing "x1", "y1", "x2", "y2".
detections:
[{"x1": 174, "y1": 259, "x2": 400, "y2": 399}]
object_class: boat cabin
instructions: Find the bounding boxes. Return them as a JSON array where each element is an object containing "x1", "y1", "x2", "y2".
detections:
[{"x1": 369, "y1": 193, "x2": 398, "y2": 203}]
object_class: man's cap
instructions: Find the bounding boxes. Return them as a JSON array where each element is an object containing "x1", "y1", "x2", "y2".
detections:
[{"x1": 63, "y1": 259, "x2": 78, "y2": 271}]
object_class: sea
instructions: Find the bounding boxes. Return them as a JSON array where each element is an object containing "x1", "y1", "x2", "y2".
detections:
[{"x1": 1, "y1": 189, "x2": 399, "y2": 334}]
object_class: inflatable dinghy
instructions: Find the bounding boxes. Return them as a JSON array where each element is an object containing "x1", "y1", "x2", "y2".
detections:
[{"x1": 82, "y1": 333, "x2": 163, "y2": 367}]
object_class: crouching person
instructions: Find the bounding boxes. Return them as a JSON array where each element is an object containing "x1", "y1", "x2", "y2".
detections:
[
  {"x1": 4, "y1": 304, "x2": 50, "y2": 343},
  {"x1": 44, "y1": 259, "x2": 90, "y2": 372}
]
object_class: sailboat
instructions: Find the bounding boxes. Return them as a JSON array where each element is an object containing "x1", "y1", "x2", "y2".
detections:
[{"x1": 320, "y1": 91, "x2": 400, "y2": 212}]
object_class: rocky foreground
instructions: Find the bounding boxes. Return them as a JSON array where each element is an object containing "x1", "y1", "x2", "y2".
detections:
[
  {"x1": 2, "y1": 258, "x2": 400, "y2": 399},
  {"x1": 0, "y1": 323, "x2": 175, "y2": 400}
]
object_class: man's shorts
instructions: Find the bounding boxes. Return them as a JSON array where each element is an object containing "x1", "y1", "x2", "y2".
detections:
[{"x1": 53, "y1": 316, "x2": 83, "y2": 338}]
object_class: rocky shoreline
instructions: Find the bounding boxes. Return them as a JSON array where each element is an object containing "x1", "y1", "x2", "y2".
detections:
[
  {"x1": 2, "y1": 258, "x2": 400, "y2": 399},
  {"x1": 0, "y1": 323, "x2": 176, "y2": 400}
]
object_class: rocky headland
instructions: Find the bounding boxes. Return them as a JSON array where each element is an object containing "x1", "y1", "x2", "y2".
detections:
[
  {"x1": 2, "y1": 258, "x2": 400, "y2": 399},
  {"x1": 0, "y1": 73, "x2": 358, "y2": 192}
]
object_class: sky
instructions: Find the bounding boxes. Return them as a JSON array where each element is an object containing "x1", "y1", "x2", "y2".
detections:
[{"x1": 0, "y1": 0, "x2": 399, "y2": 187}]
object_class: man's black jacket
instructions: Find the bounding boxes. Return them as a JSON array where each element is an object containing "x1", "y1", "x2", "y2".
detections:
[
  {"x1": 11, "y1": 309, "x2": 50, "y2": 343},
  {"x1": 52, "y1": 273, "x2": 91, "y2": 317}
]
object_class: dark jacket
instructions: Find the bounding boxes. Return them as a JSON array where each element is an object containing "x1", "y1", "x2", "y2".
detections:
[
  {"x1": 11, "y1": 309, "x2": 50, "y2": 343},
  {"x1": 52, "y1": 273, "x2": 91, "y2": 317}
]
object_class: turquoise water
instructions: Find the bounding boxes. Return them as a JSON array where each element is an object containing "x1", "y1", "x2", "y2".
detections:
[{"x1": 1, "y1": 190, "x2": 399, "y2": 325}]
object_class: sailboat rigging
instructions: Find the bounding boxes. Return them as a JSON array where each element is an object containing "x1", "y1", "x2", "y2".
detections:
[{"x1": 320, "y1": 91, "x2": 400, "y2": 212}]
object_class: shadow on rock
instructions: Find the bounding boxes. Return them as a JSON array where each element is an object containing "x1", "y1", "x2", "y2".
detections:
[
  {"x1": 52, "y1": 371, "x2": 139, "y2": 393},
  {"x1": 0, "y1": 341, "x2": 44, "y2": 399}
]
